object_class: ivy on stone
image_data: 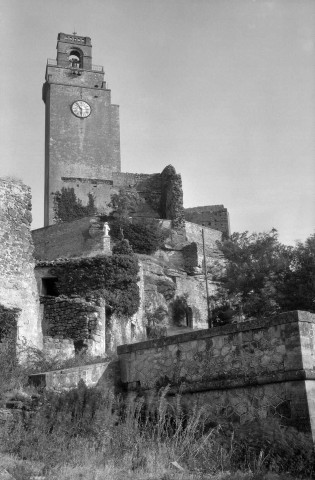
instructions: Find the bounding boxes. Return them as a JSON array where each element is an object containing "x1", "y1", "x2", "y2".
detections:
[
  {"x1": 0, "y1": 305, "x2": 19, "y2": 342},
  {"x1": 50, "y1": 244, "x2": 140, "y2": 317},
  {"x1": 53, "y1": 187, "x2": 97, "y2": 223}
]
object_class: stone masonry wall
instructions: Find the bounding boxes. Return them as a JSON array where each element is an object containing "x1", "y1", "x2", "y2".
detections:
[
  {"x1": 185, "y1": 205, "x2": 230, "y2": 236},
  {"x1": 29, "y1": 361, "x2": 119, "y2": 392},
  {"x1": 0, "y1": 179, "x2": 42, "y2": 351},
  {"x1": 32, "y1": 215, "x2": 111, "y2": 261},
  {"x1": 40, "y1": 295, "x2": 105, "y2": 356},
  {"x1": 43, "y1": 336, "x2": 75, "y2": 361},
  {"x1": 118, "y1": 311, "x2": 315, "y2": 439}
]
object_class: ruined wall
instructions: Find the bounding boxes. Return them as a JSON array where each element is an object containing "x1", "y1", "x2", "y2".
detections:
[
  {"x1": 114, "y1": 166, "x2": 185, "y2": 225},
  {"x1": 29, "y1": 360, "x2": 120, "y2": 392},
  {"x1": 0, "y1": 179, "x2": 42, "y2": 351},
  {"x1": 113, "y1": 172, "x2": 162, "y2": 218},
  {"x1": 35, "y1": 247, "x2": 143, "y2": 356},
  {"x1": 44, "y1": 164, "x2": 186, "y2": 228},
  {"x1": 59, "y1": 177, "x2": 114, "y2": 214},
  {"x1": 185, "y1": 205, "x2": 230, "y2": 236},
  {"x1": 118, "y1": 311, "x2": 315, "y2": 440},
  {"x1": 40, "y1": 296, "x2": 105, "y2": 357},
  {"x1": 32, "y1": 215, "x2": 111, "y2": 261}
]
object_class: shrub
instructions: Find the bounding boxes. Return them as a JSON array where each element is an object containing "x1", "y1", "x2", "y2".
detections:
[
  {"x1": 110, "y1": 218, "x2": 168, "y2": 254},
  {"x1": 53, "y1": 187, "x2": 96, "y2": 223}
]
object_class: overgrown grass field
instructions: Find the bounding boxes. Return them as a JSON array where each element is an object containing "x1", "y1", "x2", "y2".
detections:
[{"x1": 0, "y1": 346, "x2": 314, "y2": 480}]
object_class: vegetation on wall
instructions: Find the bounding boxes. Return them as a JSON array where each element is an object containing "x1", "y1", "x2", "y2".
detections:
[
  {"x1": 172, "y1": 294, "x2": 189, "y2": 326},
  {"x1": 53, "y1": 187, "x2": 97, "y2": 223},
  {"x1": 109, "y1": 187, "x2": 141, "y2": 219},
  {"x1": 50, "y1": 240, "x2": 140, "y2": 317},
  {"x1": 0, "y1": 305, "x2": 19, "y2": 343},
  {"x1": 160, "y1": 165, "x2": 185, "y2": 230},
  {"x1": 109, "y1": 187, "x2": 169, "y2": 254},
  {"x1": 110, "y1": 218, "x2": 168, "y2": 254},
  {"x1": 210, "y1": 229, "x2": 315, "y2": 321},
  {"x1": 146, "y1": 306, "x2": 168, "y2": 339}
]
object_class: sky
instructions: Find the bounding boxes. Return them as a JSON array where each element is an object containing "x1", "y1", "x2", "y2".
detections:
[{"x1": 0, "y1": 0, "x2": 314, "y2": 245}]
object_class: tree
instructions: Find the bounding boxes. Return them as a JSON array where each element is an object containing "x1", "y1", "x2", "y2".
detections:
[
  {"x1": 278, "y1": 234, "x2": 315, "y2": 313},
  {"x1": 210, "y1": 229, "x2": 315, "y2": 321}
]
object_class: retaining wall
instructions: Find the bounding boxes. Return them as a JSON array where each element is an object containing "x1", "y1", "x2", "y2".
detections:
[
  {"x1": 29, "y1": 360, "x2": 120, "y2": 392},
  {"x1": 118, "y1": 311, "x2": 315, "y2": 440}
]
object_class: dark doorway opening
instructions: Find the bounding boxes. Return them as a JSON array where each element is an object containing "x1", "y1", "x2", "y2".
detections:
[
  {"x1": 186, "y1": 307, "x2": 193, "y2": 328},
  {"x1": 41, "y1": 278, "x2": 59, "y2": 296}
]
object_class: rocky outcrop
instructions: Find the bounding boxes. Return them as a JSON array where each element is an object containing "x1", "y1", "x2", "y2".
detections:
[{"x1": 139, "y1": 247, "x2": 219, "y2": 333}]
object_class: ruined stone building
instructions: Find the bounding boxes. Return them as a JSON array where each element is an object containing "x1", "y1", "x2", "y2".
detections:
[
  {"x1": 1, "y1": 32, "x2": 229, "y2": 359},
  {"x1": 2, "y1": 32, "x2": 315, "y2": 445}
]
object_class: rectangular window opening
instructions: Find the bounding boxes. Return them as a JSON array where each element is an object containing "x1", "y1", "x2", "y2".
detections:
[{"x1": 41, "y1": 278, "x2": 59, "y2": 296}]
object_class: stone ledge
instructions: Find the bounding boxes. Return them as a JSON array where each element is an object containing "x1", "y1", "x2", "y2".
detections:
[
  {"x1": 123, "y1": 368, "x2": 315, "y2": 393},
  {"x1": 28, "y1": 362, "x2": 109, "y2": 390},
  {"x1": 117, "y1": 311, "x2": 315, "y2": 354}
]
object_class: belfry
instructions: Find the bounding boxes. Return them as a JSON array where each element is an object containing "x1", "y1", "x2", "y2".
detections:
[{"x1": 43, "y1": 33, "x2": 121, "y2": 226}]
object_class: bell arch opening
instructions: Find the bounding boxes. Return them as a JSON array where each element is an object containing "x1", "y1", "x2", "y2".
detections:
[{"x1": 68, "y1": 49, "x2": 82, "y2": 68}]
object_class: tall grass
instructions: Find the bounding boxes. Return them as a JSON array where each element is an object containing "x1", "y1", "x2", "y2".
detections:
[
  {"x1": 0, "y1": 379, "x2": 314, "y2": 480},
  {"x1": 0, "y1": 344, "x2": 314, "y2": 479}
]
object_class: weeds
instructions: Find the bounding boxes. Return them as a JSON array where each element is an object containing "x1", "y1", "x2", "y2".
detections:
[
  {"x1": 0, "y1": 345, "x2": 314, "y2": 480},
  {"x1": 1, "y1": 381, "x2": 314, "y2": 480}
]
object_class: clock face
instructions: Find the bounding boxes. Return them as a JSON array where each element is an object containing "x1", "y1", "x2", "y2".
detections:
[{"x1": 71, "y1": 100, "x2": 91, "y2": 118}]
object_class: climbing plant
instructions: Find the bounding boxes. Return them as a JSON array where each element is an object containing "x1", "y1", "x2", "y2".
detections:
[
  {"x1": 53, "y1": 187, "x2": 97, "y2": 223},
  {"x1": 50, "y1": 241, "x2": 140, "y2": 317},
  {"x1": 0, "y1": 306, "x2": 19, "y2": 343}
]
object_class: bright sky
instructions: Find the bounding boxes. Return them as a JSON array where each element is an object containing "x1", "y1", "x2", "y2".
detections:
[{"x1": 0, "y1": 0, "x2": 314, "y2": 245}]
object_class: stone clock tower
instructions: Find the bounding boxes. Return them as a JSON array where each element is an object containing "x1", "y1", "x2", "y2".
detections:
[{"x1": 43, "y1": 32, "x2": 121, "y2": 226}]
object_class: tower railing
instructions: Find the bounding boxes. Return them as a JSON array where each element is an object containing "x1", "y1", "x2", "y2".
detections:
[{"x1": 46, "y1": 59, "x2": 104, "y2": 72}]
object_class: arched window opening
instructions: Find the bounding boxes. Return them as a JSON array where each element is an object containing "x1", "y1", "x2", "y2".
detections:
[{"x1": 69, "y1": 50, "x2": 82, "y2": 68}]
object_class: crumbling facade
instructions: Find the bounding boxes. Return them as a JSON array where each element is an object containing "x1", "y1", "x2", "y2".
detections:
[
  {"x1": 0, "y1": 179, "x2": 42, "y2": 353},
  {"x1": 184, "y1": 205, "x2": 230, "y2": 236}
]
